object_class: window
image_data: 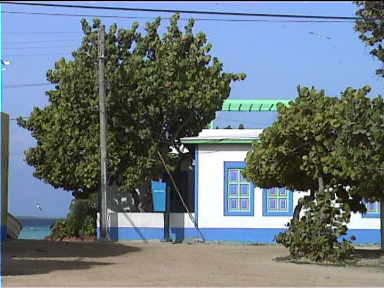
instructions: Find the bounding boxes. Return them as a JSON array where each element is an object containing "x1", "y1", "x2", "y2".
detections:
[
  {"x1": 224, "y1": 161, "x2": 254, "y2": 216},
  {"x1": 263, "y1": 187, "x2": 293, "y2": 216},
  {"x1": 362, "y1": 201, "x2": 380, "y2": 218}
]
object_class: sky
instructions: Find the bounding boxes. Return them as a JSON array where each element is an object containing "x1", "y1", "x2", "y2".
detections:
[{"x1": 1, "y1": 1, "x2": 383, "y2": 218}]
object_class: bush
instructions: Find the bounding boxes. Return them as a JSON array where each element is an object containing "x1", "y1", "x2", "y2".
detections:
[
  {"x1": 49, "y1": 193, "x2": 97, "y2": 239},
  {"x1": 66, "y1": 197, "x2": 97, "y2": 237},
  {"x1": 276, "y1": 189, "x2": 355, "y2": 263},
  {"x1": 50, "y1": 219, "x2": 68, "y2": 240}
]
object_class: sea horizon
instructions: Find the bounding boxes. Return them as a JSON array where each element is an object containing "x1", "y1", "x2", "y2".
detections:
[{"x1": 17, "y1": 216, "x2": 61, "y2": 240}]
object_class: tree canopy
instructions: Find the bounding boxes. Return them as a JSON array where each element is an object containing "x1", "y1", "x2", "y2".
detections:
[
  {"x1": 244, "y1": 85, "x2": 384, "y2": 213},
  {"x1": 244, "y1": 85, "x2": 384, "y2": 260},
  {"x1": 355, "y1": 1, "x2": 384, "y2": 76},
  {"x1": 18, "y1": 15, "x2": 245, "y2": 198}
]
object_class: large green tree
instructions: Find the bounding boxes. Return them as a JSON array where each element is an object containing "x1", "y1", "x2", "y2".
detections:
[
  {"x1": 354, "y1": 1, "x2": 384, "y2": 248},
  {"x1": 244, "y1": 86, "x2": 362, "y2": 220},
  {"x1": 355, "y1": 1, "x2": 384, "y2": 76},
  {"x1": 244, "y1": 86, "x2": 384, "y2": 258},
  {"x1": 18, "y1": 15, "x2": 245, "y2": 204}
]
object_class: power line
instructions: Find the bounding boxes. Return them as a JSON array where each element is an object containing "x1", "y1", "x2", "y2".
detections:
[
  {"x1": 4, "y1": 53, "x2": 70, "y2": 57},
  {"x1": 1, "y1": 10, "x2": 354, "y2": 23},
  {"x1": 0, "y1": 1, "x2": 366, "y2": 21},
  {"x1": 10, "y1": 117, "x2": 29, "y2": 120},
  {"x1": 4, "y1": 39, "x2": 78, "y2": 44},
  {"x1": 5, "y1": 83, "x2": 52, "y2": 89},
  {"x1": 4, "y1": 45, "x2": 75, "y2": 50},
  {"x1": 4, "y1": 31, "x2": 80, "y2": 34}
]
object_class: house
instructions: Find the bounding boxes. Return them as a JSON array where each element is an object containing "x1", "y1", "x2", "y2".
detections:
[{"x1": 101, "y1": 128, "x2": 380, "y2": 244}]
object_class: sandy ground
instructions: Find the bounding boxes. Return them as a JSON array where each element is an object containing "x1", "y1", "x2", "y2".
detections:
[{"x1": 2, "y1": 239, "x2": 384, "y2": 287}]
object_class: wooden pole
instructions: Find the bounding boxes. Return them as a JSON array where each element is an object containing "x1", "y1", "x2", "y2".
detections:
[{"x1": 98, "y1": 25, "x2": 108, "y2": 240}]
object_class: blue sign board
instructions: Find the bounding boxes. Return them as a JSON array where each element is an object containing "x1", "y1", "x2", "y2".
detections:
[{"x1": 151, "y1": 181, "x2": 166, "y2": 212}]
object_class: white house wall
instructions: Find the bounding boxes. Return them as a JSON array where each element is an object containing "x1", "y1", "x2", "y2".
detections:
[
  {"x1": 97, "y1": 212, "x2": 197, "y2": 241},
  {"x1": 96, "y1": 143, "x2": 380, "y2": 244},
  {"x1": 197, "y1": 143, "x2": 380, "y2": 243}
]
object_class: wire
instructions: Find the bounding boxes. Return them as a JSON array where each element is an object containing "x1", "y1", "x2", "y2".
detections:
[
  {"x1": 1, "y1": 10, "x2": 354, "y2": 23},
  {"x1": 3, "y1": 45, "x2": 76, "y2": 50},
  {"x1": 10, "y1": 117, "x2": 29, "y2": 120},
  {"x1": 4, "y1": 31, "x2": 80, "y2": 34},
  {"x1": 5, "y1": 83, "x2": 52, "y2": 89},
  {"x1": 4, "y1": 53, "x2": 70, "y2": 57},
  {"x1": 0, "y1": 1, "x2": 367, "y2": 21},
  {"x1": 4, "y1": 39, "x2": 79, "y2": 44}
]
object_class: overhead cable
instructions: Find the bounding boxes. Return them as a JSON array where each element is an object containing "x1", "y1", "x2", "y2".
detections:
[
  {"x1": 0, "y1": 1, "x2": 367, "y2": 21},
  {"x1": 2, "y1": 10, "x2": 354, "y2": 23}
]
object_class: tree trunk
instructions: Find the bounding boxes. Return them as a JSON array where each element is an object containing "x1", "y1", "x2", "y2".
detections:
[
  {"x1": 138, "y1": 181, "x2": 153, "y2": 212},
  {"x1": 318, "y1": 176, "x2": 326, "y2": 220},
  {"x1": 381, "y1": 200, "x2": 384, "y2": 250},
  {"x1": 318, "y1": 176, "x2": 324, "y2": 193},
  {"x1": 293, "y1": 189, "x2": 315, "y2": 221}
]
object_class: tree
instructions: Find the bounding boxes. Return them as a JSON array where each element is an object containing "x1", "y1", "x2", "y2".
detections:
[
  {"x1": 354, "y1": 1, "x2": 384, "y2": 249},
  {"x1": 244, "y1": 87, "x2": 344, "y2": 220},
  {"x1": 238, "y1": 124, "x2": 245, "y2": 129},
  {"x1": 244, "y1": 85, "x2": 384, "y2": 260},
  {"x1": 18, "y1": 15, "x2": 245, "y2": 208},
  {"x1": 354, "y1": 1, "x2": 384, "y2": 76},
  {"x1": 332, "y1": 87, "x2": 384, "y2": 249}
]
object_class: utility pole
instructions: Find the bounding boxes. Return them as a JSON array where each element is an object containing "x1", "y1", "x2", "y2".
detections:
[{"x1": 98, "y1": 25, "x2": 108, "y2": 240}]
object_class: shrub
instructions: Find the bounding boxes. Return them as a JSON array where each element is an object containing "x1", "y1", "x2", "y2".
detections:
[
  {"x1": 49, "y1": 193, "x2": 97, "y2": 239},
  {"x1": 50, "y1": 219, "x2": 69, "y2": 240},
  {"x1": 276, "y1": 189, "x2": 355, "y2": 263}
]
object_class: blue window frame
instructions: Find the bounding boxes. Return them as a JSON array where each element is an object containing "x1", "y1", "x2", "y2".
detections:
[
  {"x1": 224, "y1": 161, "x2": 254, "y2": 216},
  {"x1": 262, "y1": 187, "x2": 293, "y2": 216},
  {"x1": 362, "y1": 201, "x2": 380, "y2": 218}
]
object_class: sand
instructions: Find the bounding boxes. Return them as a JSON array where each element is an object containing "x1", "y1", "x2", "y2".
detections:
[{"x1": 2, "y1": 239, "x2": 384, "y2": 287}]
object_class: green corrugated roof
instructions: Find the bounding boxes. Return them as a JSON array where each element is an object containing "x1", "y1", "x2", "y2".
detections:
[{"x1": 221, "y1": 99, "x2": 290, "y2": 112}]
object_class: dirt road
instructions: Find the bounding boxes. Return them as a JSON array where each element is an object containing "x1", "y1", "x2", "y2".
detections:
[{"x1": 2, "y1": 239, "x2": 384, "y2": 287}]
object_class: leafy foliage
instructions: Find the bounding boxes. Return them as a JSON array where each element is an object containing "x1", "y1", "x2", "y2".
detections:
[
  {"x1": 50, "y1": 195, "x2": 97, "y2": 239},
  {"x1": 244, "y1": 86, "x2": 338, "y2": 193},
  {"x1": 276, "y1": 185, "x2": 355, "y2": 263},
  {"x1": 18, "y1": 15, "x2": 245, "y2": 199},
  {"x1": 245, "y1": 85, "x2": 384, "y2": 261},
  {"x1": 354, "y1": 1, "x2": 384, "y2": 76},
  {"x1": 49, "y1": 219, "x2": 68, "y2": 240}
]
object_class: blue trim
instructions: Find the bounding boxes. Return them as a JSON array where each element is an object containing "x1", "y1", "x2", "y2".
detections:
[
  {"x1": 97, "y1": 226, "x2": 381, "y2": 244},
  {"x1": 224, "y1": 161, "x2": 254, "y2": 216},
  {"x1": 262, "y1": 188, "x2": 293, "y2": 216},
  {"x1": 194, "y1": 146, "x2": 199, "y2": 226},
  {"x1": 0, "y1": 225, "x2": 6, "y2": 242},
  {"x1": 344, "y1": 229, "x2": 380, "y2": 244},
  {"x1": 362, "y1": 201, "x2": 380, "y2": 218}
]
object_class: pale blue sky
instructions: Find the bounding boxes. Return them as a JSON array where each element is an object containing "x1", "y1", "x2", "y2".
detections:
[{"x1": 2, "y1": 1, "x2": 383, "y2": 217}]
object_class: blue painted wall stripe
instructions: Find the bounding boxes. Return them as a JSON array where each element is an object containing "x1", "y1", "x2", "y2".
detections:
[{"x1": 102, "y1": 226, "x2": 381, "y2": 244}]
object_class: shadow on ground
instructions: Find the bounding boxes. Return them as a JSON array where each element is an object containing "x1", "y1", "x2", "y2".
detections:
[
  {"x1": 352, "y1": 248, "x2": 384, "y2": 260},
  {"x1": 3, "y1": 239, "x2": 141, "y2": 276},
  {"x1": 4, "y1": 259, "x2": 112, "y2": 276}
]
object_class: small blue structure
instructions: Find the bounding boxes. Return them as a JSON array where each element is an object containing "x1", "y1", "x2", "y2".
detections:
[{"x1": 151, "y1": 181, "x2": 166, "y2": 212}]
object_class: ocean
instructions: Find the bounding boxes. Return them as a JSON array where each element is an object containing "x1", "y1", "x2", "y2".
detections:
[{"x1": 17, "y1": 217, "x2": 61, "y2": 240}]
